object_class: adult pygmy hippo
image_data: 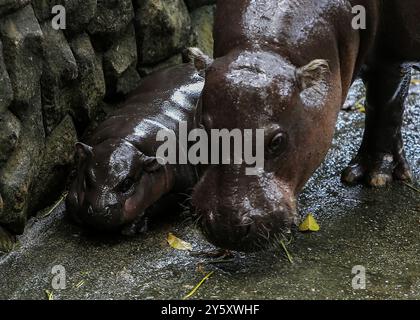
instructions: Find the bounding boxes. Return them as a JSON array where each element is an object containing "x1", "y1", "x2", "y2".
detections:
[
  {"x1": 66, "y1": 59, "x2": 205, "y2": 232},
  {"x1": 191, "y1": 0, "x2": 420, "y2": 251}
]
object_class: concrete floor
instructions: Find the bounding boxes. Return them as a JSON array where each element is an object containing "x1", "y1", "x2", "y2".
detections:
[{"x1": 0, "y1": 76, "x2": 419, "y2": 300}]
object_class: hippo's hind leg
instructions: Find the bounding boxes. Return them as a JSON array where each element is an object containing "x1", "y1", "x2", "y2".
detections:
[{"x1": 341, "y1": 62, "x2": 413, "y2": 187}]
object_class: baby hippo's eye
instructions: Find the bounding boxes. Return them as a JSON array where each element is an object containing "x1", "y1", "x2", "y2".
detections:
[
  {"x1": 119, "y1": 177, "x2": 134, "y2": 193},
  {"x1": 268, "y1": 132, "x2": 288, "y2": 156}
]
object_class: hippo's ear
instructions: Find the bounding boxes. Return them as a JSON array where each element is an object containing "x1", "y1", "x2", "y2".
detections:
[
  {"x1": 75, "y1": 142, "x2": 93, "y2": 160},
  {"x1": 183, "y1": 47, "x2": 214, "y2": 72},
  {"x1": 143, "y1": 156, "x2": 163, "y2": 173},
  {"x1": 296, "y1": 59, "x2": 330, "y2": 91}
]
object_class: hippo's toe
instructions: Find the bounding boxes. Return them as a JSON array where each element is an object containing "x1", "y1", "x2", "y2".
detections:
[
  {"x1": 341, "y1": 152, "x2": 412, "y2": 188},
  {"x1": 341, "y1": 162, "x2": 366, "y2": 185}
]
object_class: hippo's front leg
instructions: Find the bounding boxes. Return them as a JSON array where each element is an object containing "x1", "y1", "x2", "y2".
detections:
[{"x1": 341, "y1": 62, "x2": 413, "y2": 187}]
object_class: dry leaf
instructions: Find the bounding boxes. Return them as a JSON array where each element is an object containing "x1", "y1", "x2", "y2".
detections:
[
  {"x1": 183, "y1": 271, "x2": 214, "y2": 300},
  {"x1": 280, "y1": 240, "x2": 294, "y2": 264},
  {"x1": 299, "y1": 214, "x2": 320, "y2": 232},
  {"x1": 75, "y1": 280, "x2": 85, "y2": 289},
  {"x1": 167, "y1": 233, "x2": 193, "y2": 251},
  {"x1": 45, "y1": 290, "x2": 53, "y2": 300}
]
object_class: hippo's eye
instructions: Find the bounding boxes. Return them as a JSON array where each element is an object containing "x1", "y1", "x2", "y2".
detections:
[
  {"x1": 119, "y1": 178, "x2": 134, "y2": 193},
  {"x1": 267, "y1": 132, "x2": 288, "y2": 156}
]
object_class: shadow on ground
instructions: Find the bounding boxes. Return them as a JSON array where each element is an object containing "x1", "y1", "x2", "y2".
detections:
[{"x1": 0, "y1": 75, "x2": 419, "y2": 300}]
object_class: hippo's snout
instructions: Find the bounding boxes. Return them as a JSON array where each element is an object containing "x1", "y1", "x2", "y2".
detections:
[
  {"x1": 192, "y1": 168, "x2": 298, "y2": 251},
  {"x1": 198, "y1": 206, "x2": 297, "y2": 252},
  {"x1": 77, "y1": 203, "x2": 125, "y2": 231}
]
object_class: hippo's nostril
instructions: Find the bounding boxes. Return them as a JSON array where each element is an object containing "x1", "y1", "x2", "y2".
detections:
[{"x1": 87, "y1": 205, "x2": 93, "y2": 215}]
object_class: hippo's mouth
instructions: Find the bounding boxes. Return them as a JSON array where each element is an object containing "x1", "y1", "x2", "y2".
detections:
[
  {"x1": 121, "y1": 212, "x2": 148, "y2": 236},
  {"x1": 195, "y1": 205, "x2": 299, "y2": 252},
  {"x1": 191, "y1": 167, "x2": 299, "y2": 251}
]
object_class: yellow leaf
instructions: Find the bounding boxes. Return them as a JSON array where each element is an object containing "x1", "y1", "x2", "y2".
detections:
[
  {"x1": 45, "y1": 290, "x2": 53, "y2": 300},
  {"x1": 183, "y1": 271, "x2": 214, "y2": 300},
  {"x1": 39, "y1": 192, "x2": 68, "y2": 218},
  {"x1": 167, "y1": 233, "x2": 193, "y2": 251},
  {"x1": 403, "y1": 182, "x2": 420, "y2": 194},
  {"x1": 280, "y1": 240, "x2": 294, "y2": 264},
  {"x1": 355, "y1": 103, "x2": 365, "y2": 114},
  {"x1": 299, "y1": 214, "x2": 320, "y2": 232}
]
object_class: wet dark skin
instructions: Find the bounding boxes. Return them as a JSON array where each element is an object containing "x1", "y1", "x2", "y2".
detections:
[
  {"x1": 191, "y1": 0, "x2": 420, "y2": 251},
  {"x1": 66, "y1": 63, "x2": 204, "y2": 232}
]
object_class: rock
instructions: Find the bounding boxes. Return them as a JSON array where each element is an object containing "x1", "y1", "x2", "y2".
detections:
[
  {"x1": 190, "y1": 5, "x2": 215, "y2": 57},
  {"x1": 0, "y1": 40, "x2": 13, "y2": 113},
  {"x1": 29, "y1": 115, "x2": 77, "y2": 213},
  {"x1": 0, "y1": 111, "x2": 21, "y2": 167},
  {"x1": 65, "y1": 0, "x2": 98, "y2": 34},
  {"x1": 33, "y1": 0, "x2": 98, "y2": 33},
  {"x1": 0, "y1": 5, "x2": 43, "y2": 112},
  {"x1": 134, "y1": 0, "x2": 191, "y2": 65},
  {"x1": 40, "y1": 21, "x2": 78, "y2": 134},
  {"x1": 41, "y1": 20, "x2": 78, "y2": 84},
  {"x1": 0, "y1": 93, "x2": 44, "y2": 233},
  {"x1": 116, "y1": 66, "x2": 141, "y2": 97},
  {"x1": 103, "y1": 24, "x2": 138, "y2": 97},
  {"x1": 69, "y1": 33, "x2": 105, "y2": 124},
  {"x1": 32, "y1": 0, "x2": 53, "y2": 21},
  {"x1": 138, "y1": 54, "x2": 183, "y2": 77},
  {"x1": 0, "y1": 0, "x2": 30, "y2": 17},
  {"x1": 0, "y1": 6, "x2": 45, "y2": 231},
  {"x1": 88, "y1": 0, "x2": 133, "y2": 36},
  {"x1": 64, "y1": 0, "x2": 98, "y2": 34},
  {"x1": 184, "y1": 0, "x2": 216, "y2": 11},
  {"x1": 103, "y1": 24, "x2": 137, "y2": 78}
]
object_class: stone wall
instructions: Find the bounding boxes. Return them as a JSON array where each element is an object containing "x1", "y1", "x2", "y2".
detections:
[{"x1": 0, "y1": 0, "x2": 215, "y2": 233}]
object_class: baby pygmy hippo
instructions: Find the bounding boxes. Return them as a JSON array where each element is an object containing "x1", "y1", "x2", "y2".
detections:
[{"x1": 66, "y1": 54, "x2": 205, "y2": 233}]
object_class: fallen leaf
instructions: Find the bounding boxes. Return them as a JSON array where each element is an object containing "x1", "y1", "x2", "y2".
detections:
[
  {"x1": 403, "y1": 182, "x2": 420, "y2": 194},
  {"x1": 183, "y1": 271, "x2": 214, "y2": 300},
  {"x1": 45, "y1": 290, "x2": 53, "y2": 300},
  {"x1": 39, "y1": 192, "x2": 68, "y2": 218},
  {"x1": 75, "y1": 280, "x2": 85, "y2": 289},
  {"x1": 167, "y1": 233, "x2": 192, "y2": 251},
  {"x1": 355, "y1": 102, "x2": 366, "y2": 113},
  {"x1": 299, "y1": 214, "x2": 320, "y2": 232},
  {"x1": 280, "y1": 240, "x2": 294, "y2": 264}
]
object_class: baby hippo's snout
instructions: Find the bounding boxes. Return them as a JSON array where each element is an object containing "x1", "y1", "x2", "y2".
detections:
[
  {"x1": 71, "y1": 201, "x2": 127, "y2": 231},
  {"x1": 192, "y1": 169, "x2": 298, "y2": 251},
  {"x1": 85, "y1": 203, "x2": 124, "y2": 230}
]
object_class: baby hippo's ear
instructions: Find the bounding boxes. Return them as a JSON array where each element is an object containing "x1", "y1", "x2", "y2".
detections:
[
  {"x1": 183, "y1": 47, "x2": 214, "y2": 72},
  {"x1": 143, "y1": 156, "x2": 163, "y2": 173},
  {"x1": 296, "y1": 59, "x2": 330, "y2": 91},
  {"x1": 75, "y1": 142, "x2": 93, "y2": 160}
]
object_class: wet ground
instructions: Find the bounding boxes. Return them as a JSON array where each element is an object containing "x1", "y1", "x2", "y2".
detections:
[{"x1": 0, "y1": 74, "x2": 419, "y2": 300}]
